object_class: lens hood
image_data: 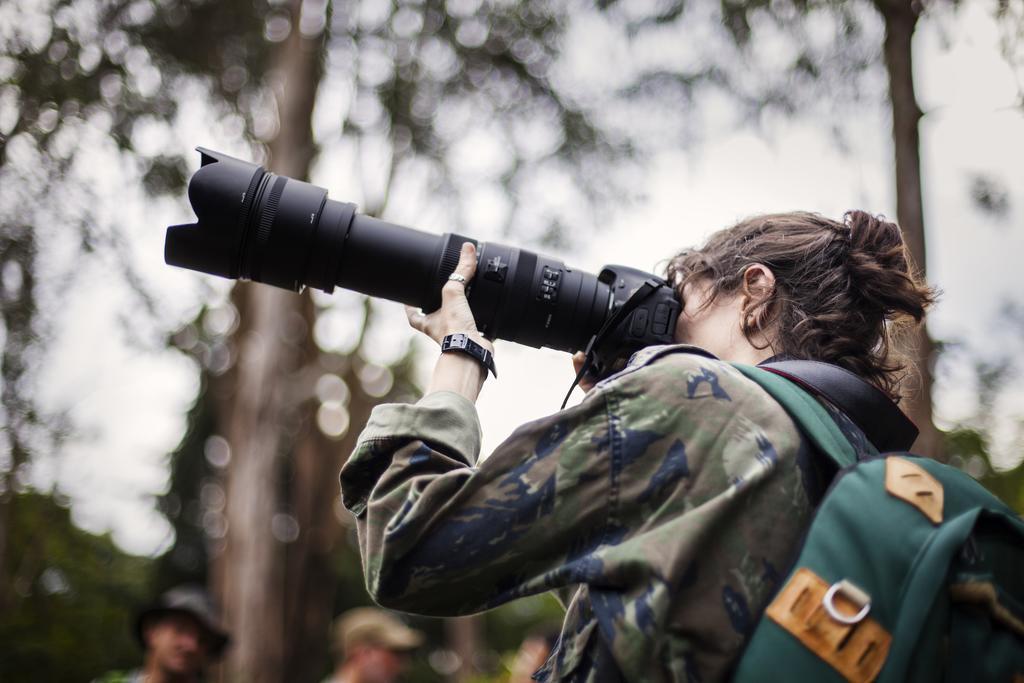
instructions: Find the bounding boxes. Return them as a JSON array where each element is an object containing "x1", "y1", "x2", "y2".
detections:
[{"x1": 165, "y1": 147, "x2": 266, "y2": 280}]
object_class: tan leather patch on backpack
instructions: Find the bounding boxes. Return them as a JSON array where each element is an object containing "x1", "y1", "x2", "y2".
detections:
[
  {"x1": 766, "y1": 568, "x2": 891, "y2": 683},
  {"x1": 885, "y1": 456, "x2": 944, "y2": 524}
]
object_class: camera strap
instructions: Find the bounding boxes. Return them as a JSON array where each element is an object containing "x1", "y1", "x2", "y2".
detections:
[{"x1": 560, "y1": 278, "x2": 665, "y2": 410}]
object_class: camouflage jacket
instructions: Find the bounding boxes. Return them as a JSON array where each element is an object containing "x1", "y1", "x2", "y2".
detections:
[{"x1": 340, "y1": 345, "x2": 842, "y2": 682}]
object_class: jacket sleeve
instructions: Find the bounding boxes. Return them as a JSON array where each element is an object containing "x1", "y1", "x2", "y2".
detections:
[{"x1": 339, "y1": 388, "x2": 614, "y2": 616}]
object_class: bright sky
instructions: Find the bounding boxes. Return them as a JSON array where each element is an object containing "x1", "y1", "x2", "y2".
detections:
[{"x1": 30, "y1": 3, "x2": 1024, "y2": 556}]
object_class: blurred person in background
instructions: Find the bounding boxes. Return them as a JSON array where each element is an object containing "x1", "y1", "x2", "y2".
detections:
[
  {"x1": 93, "y1": 585, "x2": 230, "y2": 683},
  {"x1": 507, "y1": 626, "x2": 561, "y2": 683},
  {"x1": 322, "y1": 607, "x2": 423, "y2": 683}
]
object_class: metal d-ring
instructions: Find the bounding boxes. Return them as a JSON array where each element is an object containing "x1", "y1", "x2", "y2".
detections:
[{"x1": 822, "y1": 579, "x2": 871, "y2": 625}]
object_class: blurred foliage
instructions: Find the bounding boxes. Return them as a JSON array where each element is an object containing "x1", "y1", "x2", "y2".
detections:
[
  {"x1": 153, "y1": 373, "x2": 219, "y2": 590},
  {"x1": 327, "y1": 0, "x2": 638, "y2": 227},
  {"x1": 940, "y1": 300, "x2": 1024, "y2": 513},
  {"x1": 0, "y1": 223, "x2": 51, "y2": 487},
  {"x1": 0, "y1": 491, "x2": 151, "y2": 682},
  {"x1": 1, "y1": 6, "x2": 257, "y2": 676},
  {"x1": 0, "y1": 0, "x2": 280, "y2": 495},
  {"x1": 969, "y1": 172, "x2": 1011, "y2": 219},
  {"x1": 0, "y1": 0, "x2": 272, "y2": 166},
  {"x1": 600, "y1": 0, "x2": 883, "y2": 143},
  {"x1": 978, "y1": 457, "x2": 1024, "y2": 514},
  {"x1": 598, "y1": 0, "x2": 1022, "y2": 135},
  {"x1": 946, "y1": 426, "x2": 1024, "y2": 513},
  {"x1": 995, "y1": 0, "x2": 1024, "y2": 108}
]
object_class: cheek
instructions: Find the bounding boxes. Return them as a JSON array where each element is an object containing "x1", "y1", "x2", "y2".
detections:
[
  {"x1": 366, "y1": 650, "x2": 403, "y2": 671},
  {"x1": 673, "y1": 312, "x2": 688, "y2": 343},
  {"x1": 679, "y1": 282, "x2": 713, "y2": 320},
  {"x1": 674, "y1": 299, "x2": 708, "y2": 344}
]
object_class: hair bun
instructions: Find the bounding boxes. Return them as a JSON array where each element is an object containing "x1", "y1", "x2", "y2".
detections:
[
  {"x1": 842, "y1": 210, "x2": 928, "y2": 322},
  {"x1": 845, "y1": 211, "x2": 904, "y2": 260}
]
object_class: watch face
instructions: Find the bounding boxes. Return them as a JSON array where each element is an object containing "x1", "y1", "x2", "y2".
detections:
[{"x1": 444, "y1": 334, "x2": 469, "y2": 350}]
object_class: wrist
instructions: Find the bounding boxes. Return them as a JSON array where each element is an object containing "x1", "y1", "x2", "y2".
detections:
[
  {"x1": 440, "y1": 333, "x2": 497, "y2": 378},
  {"x1": 427, "y1": 352, "x2": 488, "y2": 400},
  {"x1": 441, "y1": 329, "x2": 493, "y2": 353}
]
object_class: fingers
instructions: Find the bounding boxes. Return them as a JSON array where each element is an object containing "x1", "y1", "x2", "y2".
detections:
[
  {"x1": 455, "y1": 241, "x2": 478, "y2": 280},
  {"x1": 442, "y1": 242, "x2": 478, "y2": 301},
  {"x1": 408, "y1": 242, "x2": 480, "y2": 343},
  {"x1": 572, "y1": 351, "x2": 586, "y2": 375},
  {"x1": 572, "y1": 351, "x2": 596, "y2": 393}
]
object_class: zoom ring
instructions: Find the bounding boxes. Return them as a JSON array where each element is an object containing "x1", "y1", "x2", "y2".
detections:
[
  {"x1": 256, "y1": 176, "x2": 287, "y2": 247},
  {"x1": 437, "y1": 239, "x2": 463, "y2": 286}
]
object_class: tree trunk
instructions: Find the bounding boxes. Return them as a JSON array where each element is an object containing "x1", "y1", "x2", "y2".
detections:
[
  {"x1": 216, "y1": 284, "x2": 293, "y2": 681},
  {"x1": 447, "y1": 615, "x2": 485, "y2": 682},
  {"x1": 284, "y1": 370, "x2": 349, "y2": 682},
  {"x1": 283, "y1": 298, "x2": 382, "y2": 681},
  {"x1": 214, "y1": 2, "x2": 326, "y2": 680},
  {"x1": 876, "y1": 0, "x2": 943, "y2": 457}
]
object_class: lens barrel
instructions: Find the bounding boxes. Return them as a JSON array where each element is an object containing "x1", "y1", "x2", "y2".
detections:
[{"x1": 166, "y1": 148, "x2": 678, "y2": 367}]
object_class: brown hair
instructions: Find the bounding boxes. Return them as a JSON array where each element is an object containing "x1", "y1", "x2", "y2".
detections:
[{"x1": 665, "y1": 211, "x2": 937, "y2": 401}]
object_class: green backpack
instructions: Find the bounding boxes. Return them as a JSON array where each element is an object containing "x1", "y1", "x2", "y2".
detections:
[{"x1": 730, "y1": 363, "x2": 1024, "y2": 683}]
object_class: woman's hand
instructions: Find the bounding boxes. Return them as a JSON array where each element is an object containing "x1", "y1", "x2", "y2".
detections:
[
  {"x1": 406, "y1": 241, "x2": 493, "y2": 352},
  {"x1": 409, "y1": 242, "x2": 495, "y2": 400},
  {"x1": 571, "y1": 352, "x2": 597, "y2": 393}
]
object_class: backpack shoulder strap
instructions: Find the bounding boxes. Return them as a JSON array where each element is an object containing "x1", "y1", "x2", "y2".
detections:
[
  {"x1": 760, "y1": 359, "x2": 918, "y2": 452},
  {"x1": 731, "y1": 363, "x2": 858, "y2": 469}
]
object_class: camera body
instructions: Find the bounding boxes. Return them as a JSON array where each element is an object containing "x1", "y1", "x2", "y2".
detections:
[{"x1": 165, "y1": 148, "x2": 680, "y2": 379}]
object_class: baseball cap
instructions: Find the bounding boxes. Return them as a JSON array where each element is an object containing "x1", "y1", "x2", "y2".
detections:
[{"x1": 333, "y1": 607, "x2": 424, "y2": 656}]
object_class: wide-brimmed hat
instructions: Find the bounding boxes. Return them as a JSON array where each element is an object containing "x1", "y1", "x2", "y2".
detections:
[
  {"x1": 135, "y1": 585, "x2": 231, "y2": 658},
  {"x1": 333, "y1": 607, "x2": 424, "y2": 656}
]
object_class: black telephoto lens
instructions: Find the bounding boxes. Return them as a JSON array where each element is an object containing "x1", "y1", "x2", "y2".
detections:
[{"x1": 165, "y1": 148, "x2": 679, "y2": 372}]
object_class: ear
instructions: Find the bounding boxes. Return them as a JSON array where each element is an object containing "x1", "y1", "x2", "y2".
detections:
[
  {"x1": 739, "y1": 265, "x2": 779, "y2": 351},
  {"x1": 741, "y1": 264, "x2": 775, "y2": 303}
]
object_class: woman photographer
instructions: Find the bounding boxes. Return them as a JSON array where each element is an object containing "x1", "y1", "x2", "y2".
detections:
[{"x1": 339, "y1": 211, "x2": 935, "y2": 681}]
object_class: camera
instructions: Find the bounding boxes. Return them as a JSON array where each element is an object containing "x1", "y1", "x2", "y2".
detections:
[{"x1": 165, "y1": 148, "x2": 680, "y2": 379}]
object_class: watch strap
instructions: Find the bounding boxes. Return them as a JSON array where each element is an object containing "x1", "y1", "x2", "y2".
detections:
[{"x1": 441, "y1": 333, "x2": 497, "y2": 378}]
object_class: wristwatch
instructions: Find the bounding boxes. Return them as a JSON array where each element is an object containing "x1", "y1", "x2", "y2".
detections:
[{"x1": 441, "y1": 333, "x2": 497, "y2": 378}]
